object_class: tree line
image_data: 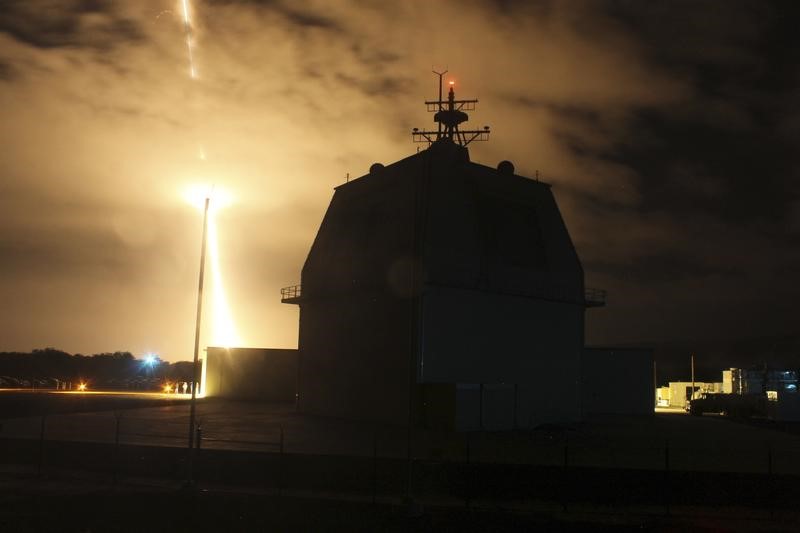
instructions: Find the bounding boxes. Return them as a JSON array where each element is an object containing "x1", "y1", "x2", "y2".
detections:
[{"x1": 0, "y1": 348, "x2": 194, "y2": 390}]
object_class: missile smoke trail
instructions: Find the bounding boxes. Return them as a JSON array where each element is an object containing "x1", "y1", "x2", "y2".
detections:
[
  {"x1": 180, "y1": 0, "x2": 197, "y2": 79},
  {"x1": 177, "y1": 0, "x2": 240, "y2": 349}
]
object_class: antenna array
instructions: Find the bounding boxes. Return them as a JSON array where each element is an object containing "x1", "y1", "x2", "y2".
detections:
[{"x1": 412, "y1": 70, "x2": 490, "y2": 147}]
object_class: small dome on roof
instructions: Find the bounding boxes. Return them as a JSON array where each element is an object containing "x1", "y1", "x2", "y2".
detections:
[{"x1": 497, "y1": 160, "x2": 515, "y2": 175}]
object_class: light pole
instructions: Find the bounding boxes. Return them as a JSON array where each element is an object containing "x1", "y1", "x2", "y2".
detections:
[{"x1": 187, "y1": 196, "x2": 209, "y2": 479}]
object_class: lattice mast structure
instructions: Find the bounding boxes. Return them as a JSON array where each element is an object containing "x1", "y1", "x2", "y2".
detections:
[{"x1": 412, "y1": 70, "x2": 491, "y2": 146}]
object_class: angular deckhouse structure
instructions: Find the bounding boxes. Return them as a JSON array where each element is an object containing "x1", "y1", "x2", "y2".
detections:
[{"x1": 281, "y1": 80, "x2": 607, "y2": 429}]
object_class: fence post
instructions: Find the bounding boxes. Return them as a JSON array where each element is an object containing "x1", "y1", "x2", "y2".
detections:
[
  {"x1": 465, "y1": 432, "x2": 471, "y2": 509},
  {"x1": 768, "y1": 444, "x2": 774, "y2": 519},
  {"x1": 372, "y1": 430, "x2": 378, "y2": 505},
  {"x1": 562, "y1": 435, "x2": 569, "y2": 513},
  {"x1": 113, "y1": 412, "x2": 122, "y2": 486},
  {"x1": 479, "y1": 384, "x2": 484, "y2": 430},
  {"x1": 513, "y1": 384, "x2": 518, "y2": 430},
  {"x1": 278, "y1": 425, "x2": 284, "y2": 496},
  {"x1": 664, "y1": 438, "x2": 671, "y2": 516},
  {"x1": 37, "y1": 414, "x2": 47, "y2": 477}
]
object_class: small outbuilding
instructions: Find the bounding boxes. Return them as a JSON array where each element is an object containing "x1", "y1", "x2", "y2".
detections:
[{"x1": 203, "y1": 347, "x2": 297, "y2": 403}]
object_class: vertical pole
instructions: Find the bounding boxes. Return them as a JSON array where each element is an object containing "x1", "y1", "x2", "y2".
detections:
[
  {"x1": 479, "y1": 383, "x2": 484, "y2": 430},
  {"x1": 465, "y1": 432, "x2": 471, "y2": 509},
  {"x1": 372, "y1": 430, "x2": 378, "y2": 505},
  {"x1": 513, "y1": 384, "x2": 518, "y2": 430},
  {"x1": 187, "y1": 197, "x2": 210, "y2": 484},
  {"x1": 665, "y1": 438, "x2": 671, "y2": 516},
  {"x1": 295, "y1": 345, "x2": 300, "y2": 413},
  {"x1": 436, "y1": 71, "x2": 444, "y2": 138},
  {"x1": 113, "y1": 412, "x2": 121, "y2": 486},
  {"x1": 768, "y1": 444, "x2": 774, "y2": 519},
  {"x1": 37, "y1": 414, "x2": 46, "y2": 477},
  {"x1": 278, "y1": 425, "x2": 284, "y2": 496},
  {"x1": 562, "y1": 435, "x2": 569, "y2": 512},
  {"x1": 653, "y1": 360, "x2": 658, "y2": 408}
]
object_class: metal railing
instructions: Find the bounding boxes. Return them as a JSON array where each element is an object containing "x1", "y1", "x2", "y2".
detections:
[
  {"x1": 280, "y1": 285, "x2": 302, "y2": 302},
  {"x1": 281, "y1": 283, "x2": 606, "y2": 307}
]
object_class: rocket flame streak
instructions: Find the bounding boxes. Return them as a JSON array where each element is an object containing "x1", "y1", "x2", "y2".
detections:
[
  {"x1": 207, "y1": 212, "x2": 239, "y2": 348},
  {"x1": 177, "y1": 0, "x2": 240, "y2": 348},
  {"x1": 181, "y1": 0, "x2": 197, "y2": 78}
]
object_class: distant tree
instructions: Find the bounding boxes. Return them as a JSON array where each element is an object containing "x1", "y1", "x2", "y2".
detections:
[{"x1": 0, "y1": 349, "x2": 192, "y2": 391}]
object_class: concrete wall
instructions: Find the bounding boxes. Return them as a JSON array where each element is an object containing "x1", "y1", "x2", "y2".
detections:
[
  {"x1": 297, "y1": 149, "x2": 420, "y2": 425},
  {"x1": 204, "y1": 347, "x2": 297, "y2": 402},
  {"x1": 454, "y1": 384, "x2": 517, "y2": 431},
  {"x1": 422, "y1": 288, "x2": 584, "y2": 426},
  {"x1": 581, "y1": 347, "x2": 654, "y2": 416},
  {"x1": 297, "y1": 296, "x2": 411, "y2": 423}
]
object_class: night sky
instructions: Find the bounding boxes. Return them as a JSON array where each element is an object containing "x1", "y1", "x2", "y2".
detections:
[{"x1": 1, "y1": 1, "x2": 798, "y2": 363}]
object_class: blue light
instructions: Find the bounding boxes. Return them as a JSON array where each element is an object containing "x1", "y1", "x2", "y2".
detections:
[{"x1": 144, "y1": 354, "x2": 158, "y2": 366}]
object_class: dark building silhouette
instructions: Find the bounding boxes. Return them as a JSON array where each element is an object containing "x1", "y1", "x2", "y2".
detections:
[
  {"x1": 280, "y1": 79, "x2": 615, "y2": 429},
  {"x1": 200, "y1": 78, "x2": 650, "y2": 428}
]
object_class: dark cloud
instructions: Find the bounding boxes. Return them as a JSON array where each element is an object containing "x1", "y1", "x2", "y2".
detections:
[
  {"x1": 335, "y1": 72, "x2": 414, "y2": 97},
  {"x1": 349, "y1": 45, "x2": 400, "y2": 65},
  {"x1": 587, "y1": 254, "x2": 744, "y2": 285},
  {"x1": 610, "y1": 109, "x2": 798, "y2": 222},
  {"x1": 501, "y1": 2, "x2": 800, "y2": 349},
  {"x1": 278, "y1": 7, "x2": 340, "y2": 31},
  {"x1": 206, "y1": 0, "x2": 342, "y2": 31},
  {"x1": 0, "y1": 60, "x2": 14, "y2": 80},
  {"x1": 0, "y1": 233, "x2": 142, "y2": 282},
  {"x1": 0, "y1": 0, "x2": 144, "y2": 50}
]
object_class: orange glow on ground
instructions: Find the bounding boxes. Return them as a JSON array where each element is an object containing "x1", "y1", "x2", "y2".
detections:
[{"x1": 0, "y1": 388, "x2": 194, "y2": 399}]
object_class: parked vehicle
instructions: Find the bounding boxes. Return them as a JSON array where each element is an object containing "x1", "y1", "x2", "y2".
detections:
[{"x1": 689, "y1": 393, "x2": 768, "y2": 418}]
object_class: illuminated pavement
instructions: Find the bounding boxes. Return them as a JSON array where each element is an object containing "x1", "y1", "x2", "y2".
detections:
[
  {"x1": 0, "y1": 388, "x2": 192, "y2": 399},
  {"x1": 0, "y1": 396, "x2": 405, "y2": 457}
]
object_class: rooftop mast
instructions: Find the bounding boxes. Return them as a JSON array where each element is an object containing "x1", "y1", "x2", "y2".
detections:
[{"x1": 412, "y1": 71, "x2": 490, "y2": 146}]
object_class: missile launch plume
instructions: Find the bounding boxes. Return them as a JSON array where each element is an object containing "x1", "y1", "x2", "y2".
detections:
[
  {"x1": 181, "y1": 0, "x2": 197, "y2": 79},
  {"x1": 176, "y1": 0, "x2": 240, "y2": 349}
]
